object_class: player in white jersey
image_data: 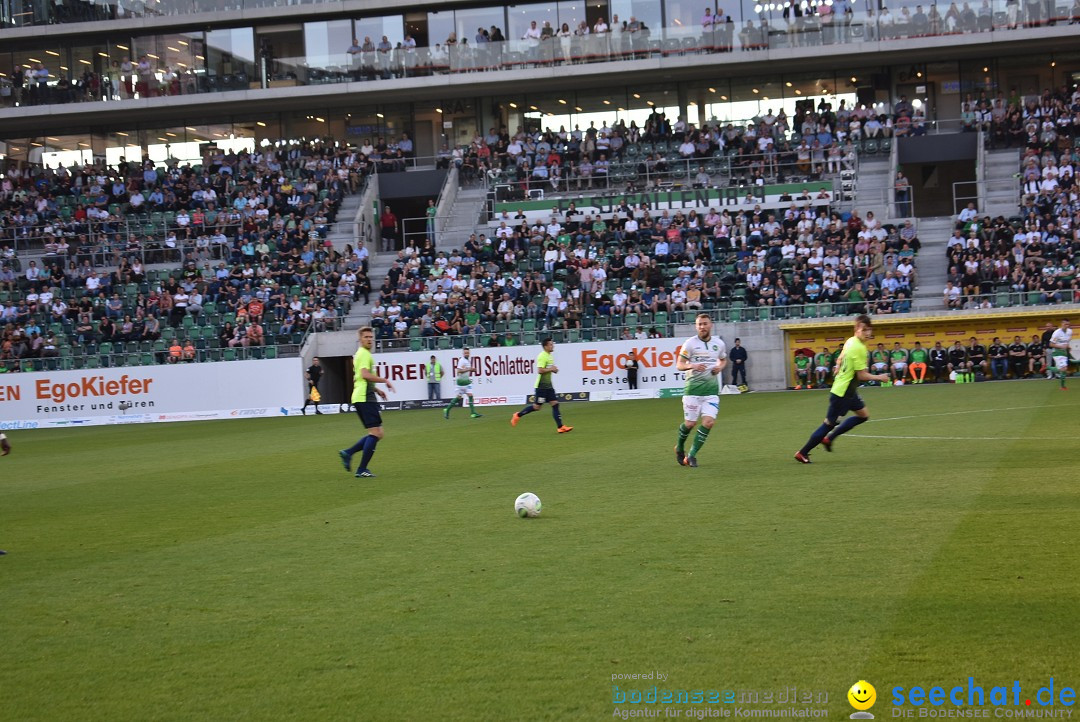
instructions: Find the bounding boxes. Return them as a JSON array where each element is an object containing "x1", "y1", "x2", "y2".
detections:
[
  {"x1": 444, "y1": 347, "x2": 483, "y2": 419},
  {"x1": 674, "y1": 313, "x2": 727, "y2": 468},
  {"x1": 1048, "y1": 319, "x2": 1073, "y2": 390}
]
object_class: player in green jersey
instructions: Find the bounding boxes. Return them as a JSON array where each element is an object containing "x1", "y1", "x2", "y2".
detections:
[
  {"x1": 813, "y1": 347, "x2": 833, "y2": 388},
  {"x1": 793, "y1": 352, "x2": 811, "y2": 389},
  {"x1": 444, "y1": 347, "x2": 483, "y2": 419},
  {"x1": 1048, "y1": 319, "x2": 1073, "y2": 390},
  {"x1": 674, "y1": 313, "x2": 727, "y2": 467},
  {"x1": 795, "y1": 315, "x2": 890, "y2": 463},
  {"x1": 889, "y1": 342, "x2": 909, "y2": 383}
]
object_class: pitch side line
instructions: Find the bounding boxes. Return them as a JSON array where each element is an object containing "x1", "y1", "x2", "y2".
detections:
[{"x1": 868, "y1": 403, "x2": 1080, "y2": 424}]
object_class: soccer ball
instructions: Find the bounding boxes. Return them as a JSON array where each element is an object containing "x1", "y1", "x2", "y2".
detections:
[
  {"x1": 514, "y1": 492, "x2": 542, "y2": 518},
  {"x1": 893, "y1": 379, "x2": 905, "y2": 386}
]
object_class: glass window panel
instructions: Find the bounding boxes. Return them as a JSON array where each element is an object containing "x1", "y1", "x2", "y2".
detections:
[
  {"x1": 454, "y1": 7, "x2": 507, "y2": 44},
  {"x1": 355, "y1": 15, "x2": 404, "y2": 48},
  {"x1": 205, "y1": 28, "x2": 255, "y2": 90},
  {"x1": 304, "y1": 20, "x2": 353, "y2": 78},
  {"x1": 427, "y1": 11, "x2": 456, "y2": 47}
]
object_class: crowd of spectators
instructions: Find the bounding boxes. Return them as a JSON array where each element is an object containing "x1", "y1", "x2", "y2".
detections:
[
  {"x1": 367, "y1": 192, "x2": 922, "y2": 341},
  {"x1": 942, "y1": 84, "x2": 1080, "y2": 309},
  {"x1": 441, "y1": 105, "x2": 866, "y2": 194},
  {"x1": 0, "y1": 140, "x2": 380, "y2": 368}
]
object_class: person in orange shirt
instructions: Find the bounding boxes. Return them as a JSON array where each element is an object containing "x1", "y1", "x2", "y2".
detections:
[
  {"x1": 168, "y1": 339, "x2": 183, "y2": 363},
  {"x1": 182, "y1": 339, "x2": 197, "y2": 362}
]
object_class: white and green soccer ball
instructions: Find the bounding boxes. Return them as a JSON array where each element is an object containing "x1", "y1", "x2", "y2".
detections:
[{"x1": 515, "y1": 492, "x2": 542, "y2": 518}]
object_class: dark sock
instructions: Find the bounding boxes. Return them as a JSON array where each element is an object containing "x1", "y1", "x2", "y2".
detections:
[
  {"x1": 552, "y1": 404, "x2": 563, "y2": 427},
  {"x1": 468, "y1": 396, "x2": 477, "y2": 413},
  {"x1": 358, "y1": 435, "x2": 379, "y2": 471},
  {"x1": 799, "y1": 423, "x2": 832, "y2": 455},
  {"x1": 444, "y1": 397, "x2": 457, "y2": 415},
  {"x1": 830, "y1": 415, "x2": 867, "y2": 439},
  {"x1": 345, "y1": 434, "x2": 369, "y2": 456},
  {"x1": 518, "y1": 404, "x2": 537, "y2": 417},
  {"x1": 676, "y1": 423, "x2": 692, "y2": 453}
]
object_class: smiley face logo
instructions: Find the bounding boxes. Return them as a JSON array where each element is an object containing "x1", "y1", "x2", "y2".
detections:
[{"x1": 848, "y1": 681, "x2": 877, "y2": 711}]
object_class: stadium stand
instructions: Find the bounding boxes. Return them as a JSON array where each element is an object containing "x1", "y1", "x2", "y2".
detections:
[
  {"x1": 943, "y1": 86, "x2": 1080, "y2": 310},
  {"x1": 0, "y1": 140, "x2": 370, "y2": 370}
]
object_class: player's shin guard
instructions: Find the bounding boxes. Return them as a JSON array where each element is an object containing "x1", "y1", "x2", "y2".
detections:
[
  {"x1": 676, "y1": 423, "x2": 692, "y2": 453},
  {"x1": 830, "y1": 415, "x2": 867, "y2": 439},
  {"x1": 358, "y1": 435, "x2": 379, "y2": 471},
  {"x1": 551, "y1": 404, "x2": 563, "y2": 428},
  {"x1": 799, "y1": 422, "x2": 832, "y2": 455},
  {"x1": 688, "y1": 425, "x2": 710, "y2": 457}
]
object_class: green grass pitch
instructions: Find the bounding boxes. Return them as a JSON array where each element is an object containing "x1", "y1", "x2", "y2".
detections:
[{"x1": 2, "y1": 381, "x2": 1079, "y2": 721}]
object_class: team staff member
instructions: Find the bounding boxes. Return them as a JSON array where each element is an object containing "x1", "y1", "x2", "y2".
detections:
[
  {"x1": 426, "y1": 355, "x2": 443, "y2": 401},
  {"x1": 794, "y1": 314, "x2": 890, "y2": 463},
  {"x1": 1040, "y1": 322, "x2": 1056, "y2": 378},
  {"x1": 302, "y1": 357, "x2": 323, "y2": 415},
  {"x1": 947, "y1": 341, "x2": 972, "y2": 382},
  {"x1": 623, "y1": 351, "x2": 639, "y2": 390},
  {"x1": 988, "y1": 337, "x2": 1009, "y2": 380},
  {"x1": 339, "y1": 327, "x2": 395, "y2": 478},
  {"x1": 1028, "y1": 334, "x2": 1046, "y2": 377},
  {"x1": 966, "y1": 337, "x2": 988, "y2": 377},
  {"x1": 510, "y1": 338, "x2": 573, "y2": 433},
  {"x1": 1008, "y1": 336, "x2": 1029, "y2": 379},
  {"x1": 729, "y1": 338, "x2": 748, "y2": 387},
  {"x1": 928, "y1": 341, "x2": 949, "y2": 383}
]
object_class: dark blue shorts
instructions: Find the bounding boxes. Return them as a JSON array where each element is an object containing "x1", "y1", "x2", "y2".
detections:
[
  {"x1": 826, "y1": 391, "x2": 865, "y2": 425},
  {"x1": 354, "y1": 402, "x2": 383, "y2": 429},
  {"x1": 534, "y1": 387, "x2": 557, "y2": 404}
]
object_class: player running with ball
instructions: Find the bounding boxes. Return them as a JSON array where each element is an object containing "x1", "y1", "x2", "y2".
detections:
[
  {"x1": 674, "y1": 313, "x2": 727, "y2": 468},
  {"x1": 794, "y1": 314, "x2": 890, "y2": 464}
]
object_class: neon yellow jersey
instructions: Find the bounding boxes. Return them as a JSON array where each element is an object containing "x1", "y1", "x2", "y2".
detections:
[
  {"x1": 536, "y1": 350, "x2": 555, "y2": 388},
  {"x1": 352, "y1": 347, "x2": 375, "y2": 403},
  {"x1": 831, "y1": 336, "x2": 868, "y2": 397}
]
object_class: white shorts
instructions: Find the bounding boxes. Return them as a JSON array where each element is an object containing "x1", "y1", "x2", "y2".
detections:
[
  {"x1": 815, "y1": 366, "x2": 830, "y2": 373},
  {"x1": 1053, "y1": 354, "x2": 1068, "y2": 370},
  {"x1": 872, "y1": 363, "x2": 888, "y2": 372},
  {"x1": 455, "y1": 383, "x2": 474, "y2": 397},
  {"x1": 682, "y1": 395, "x2": 720, "y2": 423},
  {"x1": 892, "y1": 362, "x2": 907, "y2": 371}
]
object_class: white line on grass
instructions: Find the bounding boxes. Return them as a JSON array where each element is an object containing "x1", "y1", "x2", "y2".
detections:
[{"x1": 868, "y1": 403, "x2": 1080, "y2": 423}]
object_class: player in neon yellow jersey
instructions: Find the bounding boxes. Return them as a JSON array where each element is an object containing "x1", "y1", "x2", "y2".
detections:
[{"x1": 795, "y1": 314, "x2": 890, "y2": 463}]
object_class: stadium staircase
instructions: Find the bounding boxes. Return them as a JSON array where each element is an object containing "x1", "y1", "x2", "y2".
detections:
[
  {"x1": 853, "y1": 152, "x2": 893, "y2": 221},
  {"x1": 982, "y1": 148, "x2": 1022, "y2": 219},
  {"x1": 909, "y1": 216, "x2": 956, "y2": 312},
  {"x1": 339, "y1": 184, "x2": 491, "y2": 330},
  {"x1": 323, "y1": 192, "x2": 366, "y2": 251}
]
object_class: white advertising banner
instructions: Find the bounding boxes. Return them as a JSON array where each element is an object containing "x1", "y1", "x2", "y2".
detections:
[
  {"x1": 379, "y1": 338, "x2": 694, "y2": 403},
  {"x1": 0, "y1": 358, "x2": 304, "y2": 429}
]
